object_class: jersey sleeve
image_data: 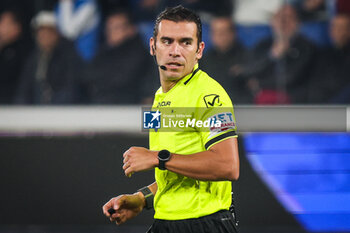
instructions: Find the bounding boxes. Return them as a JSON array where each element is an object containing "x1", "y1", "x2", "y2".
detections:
[{"x1": 195, "y1": 86, "x2": 238, "y2": 150}]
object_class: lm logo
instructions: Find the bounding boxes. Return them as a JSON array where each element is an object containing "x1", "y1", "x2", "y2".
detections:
[{"x1": 143, "y1": 110, "x2": 161, "y2": 129}]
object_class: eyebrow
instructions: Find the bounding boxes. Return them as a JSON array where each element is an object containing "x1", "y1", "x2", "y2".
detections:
[
  {"x1": 180, "y1": 37, "x2": 193, "y2": 43},
  {"x1": 160, "y1": 36, "x2": 173, "y2": 41},
  {"x1": 160, "y1": 36, "x2": 194, "y2": 42}
]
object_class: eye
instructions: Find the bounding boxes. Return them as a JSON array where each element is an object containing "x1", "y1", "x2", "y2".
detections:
[
  {"x1": 183, "y1": 41, "x2": 191, "y2": 46},
  {"x1": 161, "y1": 38, "x2": 172, "y2": 45}
]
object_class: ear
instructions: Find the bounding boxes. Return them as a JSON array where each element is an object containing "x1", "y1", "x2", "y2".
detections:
[
  {"x1": 150, "y1": 37, "x2": 155, "y2": 56},
  {"x1": 196, "y1": 41, "x2": 205, "y2": 60}
]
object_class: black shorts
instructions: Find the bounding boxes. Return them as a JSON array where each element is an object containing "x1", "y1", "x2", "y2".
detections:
[{"x1": 147, "y1": 210, "x2": 239, "y2": 233}]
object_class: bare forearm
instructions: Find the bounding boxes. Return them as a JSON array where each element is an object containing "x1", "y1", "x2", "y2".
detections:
[
  {"x1": 166, "y1": 151, "x2": 236, "y2": 181},
  {"x1": 147, "y1": 182, "x2": 157, "y2": 195},
  {"x1": 165, "y1": 139, "x2": 239, "y2": 181},
  {"x1": 123, "y1": 139, "x2": 239, "y2": 181}
]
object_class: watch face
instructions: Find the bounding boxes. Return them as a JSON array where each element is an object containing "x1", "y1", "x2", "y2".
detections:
[{"x1": 158, "y1": 150, "x2": 170, "y2": 160}]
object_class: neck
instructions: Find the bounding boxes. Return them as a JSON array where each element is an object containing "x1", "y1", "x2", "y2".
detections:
[
  {"x1": 217, "y1": 44, "x2": 233, "y2": 54},
  {"x1": 159, "y1": 64, "x2": 198, "y2": 93},
  {"x1": 160, "y1": 75, "x2": 182, "y2": 93},
  {"x1": 0, "y1": 39, "x2": 14, "y2": 50}
]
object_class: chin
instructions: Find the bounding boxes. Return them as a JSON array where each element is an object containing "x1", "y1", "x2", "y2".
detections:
[{"x1": 165, "y1": 72, "x2": 183, "y2": 81}]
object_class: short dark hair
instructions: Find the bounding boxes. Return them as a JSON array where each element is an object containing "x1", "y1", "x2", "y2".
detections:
[{"x1": 153, "y1": 5, "x2": 202, "y2": 45}]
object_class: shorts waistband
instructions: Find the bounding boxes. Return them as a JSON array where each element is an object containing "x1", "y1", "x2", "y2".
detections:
[{"x1": 155, "y1": 210, "x2": 231, "y2": 223}]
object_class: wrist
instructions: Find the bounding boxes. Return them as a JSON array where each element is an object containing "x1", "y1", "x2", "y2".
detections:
[
  {"x1": 151, "y1": 151, "x2": 159, "y2": 168},
  {"x1": 135, "y1": 191, "x2": 146, "y2": 208},
  {"x1": 137, "y1": 186, "x2": 154, "y2": 210}
]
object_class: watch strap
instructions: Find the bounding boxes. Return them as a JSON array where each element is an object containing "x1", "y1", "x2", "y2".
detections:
[
  {"x1": 138, "y1": 186, "x2": 154, "y2": 210},
  {"x1": 158, "y1": 158, "x2": 166, "y2": 170}
]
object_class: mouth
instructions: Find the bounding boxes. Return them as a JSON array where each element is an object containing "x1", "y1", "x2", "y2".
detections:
[{"x1": 165, "y1": 62, "x2": 183, "y2": 69}]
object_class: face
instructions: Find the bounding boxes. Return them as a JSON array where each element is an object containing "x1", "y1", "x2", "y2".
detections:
[
  {"x1": 0, "y1": 12, "x2": 21, "y2": 45},
  {"x1": 105, "y1": 14, "x2": 135, "y2": 47},
  {"x1": 210, "y1": 17, "x2": 235, "y2": 52},
  {"x1": 330, "y1": 15, "x2": 350, "y2": 48},
  {"x1": 272, "y1": 5, "x2": 299, "y2": 39},
  {"x1": 303, "y1": 0, "x2": 324, "y2": 11},
  {"x1": 36, "y1": 26, "x2": 59, "y2": 52},
  {"x1": 150, "y1": 20, "x2": 204, "y2": 81}
]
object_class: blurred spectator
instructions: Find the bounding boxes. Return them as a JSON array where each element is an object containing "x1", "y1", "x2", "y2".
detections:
[
  {"x1": 200, "y1": 16, "x2": 252, "y2": 104},
  {"x1": 99, "y1": 0, "x2": 129, "y2": 17},
  {"x1": 161, "y1": 0, "x2": 232, "y2": 18},
  {"x1": 233, "y1": 0, "x2": 284, "y2": 48},
  {"x1": 129, "y1": 0, "x2": 161, "y2": 22},
  {"x1": 82, "y1": 9, "x2": 156, "y2": 104},
  {"x1": 286, "y1": 0, "x2": 332, "y2": 47},
  {"x1": 336, "y1": 0, "x2": 350, "y2": 15},
  {"x1": 289, "y1": 0, "x2": 329, "y2": 21},
  {"x1": 159, "y1": 0, "x2": 233, "y2": 50},
  {"x1": 0, "y1": 10, "x2": 30, "y2": 104},
  {"x1": 248, "y1": 4, "x2": 316, "y2": 104},
  {"x1": 56, "y1": 0, "x2": 101, "y2": 61},
  {"x1": 307, "y1": 14, "x2": 350, "y2": 103},
  {"x1": 15, "y1": 11, "x2": 82, "y2": 104}
]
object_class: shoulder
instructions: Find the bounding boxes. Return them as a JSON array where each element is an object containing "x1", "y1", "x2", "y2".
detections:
[
  {"x1": 190, "y1": 69, "x2": 233, "y2": 108},
  {"x1": 292, "y1": 34, "x2": 316, "y2": 50},
  {"x1": 192, "y1": 69, "x2": 226, "y2": 92}
]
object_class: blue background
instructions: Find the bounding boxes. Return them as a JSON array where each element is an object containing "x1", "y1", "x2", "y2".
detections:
[{"x1": 244, "y1": 133, "x2": 350, "y2": 232}]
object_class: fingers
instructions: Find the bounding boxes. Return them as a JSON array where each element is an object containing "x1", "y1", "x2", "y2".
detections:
[
  {"x1": 123, "y1": 159, "x2": 134, "y2": 177},
  {"x1": 106, "y1": 197, "x2": 128, "y2": 225},
  {"x1": 109, "y1": 212, "x2": 120, "y2": 222},
  {"x1": 123, "y1": 156, "x2": 128, "y2": 164},
  {"x1": 112, "y1": 210, "x2": 128, "y2": 225},
  {"x1": 122, "y1": 162, "x2": 134, "y2": 177},
  {"x1": 123, "y1": 148, "x2": 135, "y2": 177},
  {"x1": 123, "y1": 147, "x2": 133, "y2": 159},
  {"x1": 122, "y1": 160, "x2": 130, "y2": 170},
  {"x1": 109, "y1": 211, "x2": 124, "y2": 225},
  {"x1": 102, "y1": 195, "x2": 123, "y2": 217},
  {"x1": 116, "y1": 215, "x2": 127, "y2": 225},
  {"x1": 103, "y1": 194, "x2": 143, "y2": 226},
  {"x1": 102, "y1": 198, "x2": 114, "y2": 217},
  {"x1": 125, "y1": 166, "x2": 134, "y2": 177}
]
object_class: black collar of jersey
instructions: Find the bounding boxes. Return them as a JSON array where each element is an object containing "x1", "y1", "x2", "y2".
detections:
[{"x1": 184, "y1": 67, "x2": 200, "y2": 85}]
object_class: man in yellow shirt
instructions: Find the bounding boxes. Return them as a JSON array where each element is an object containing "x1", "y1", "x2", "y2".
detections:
[{"x1": 103, "y1": 5, "x2": 240, "y2": 233}]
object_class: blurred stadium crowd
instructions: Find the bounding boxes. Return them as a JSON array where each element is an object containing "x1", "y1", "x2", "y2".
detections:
[{"x1": 1, "y1": 0, "x2": 350, "y2": 105}]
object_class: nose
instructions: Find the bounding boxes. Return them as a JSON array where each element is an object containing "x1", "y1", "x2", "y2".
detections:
[{"x1": 169, "y1": 43, "x2": 180, "y2": 57}]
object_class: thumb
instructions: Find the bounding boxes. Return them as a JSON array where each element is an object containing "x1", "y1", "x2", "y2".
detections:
[{"x1": 114, "y1": 195, "x2": 127, "y2": 210}]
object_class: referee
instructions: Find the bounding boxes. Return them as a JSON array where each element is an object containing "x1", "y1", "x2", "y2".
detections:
[{"x1": 103, "y1": 6, "x2": 240, "y2": 233}]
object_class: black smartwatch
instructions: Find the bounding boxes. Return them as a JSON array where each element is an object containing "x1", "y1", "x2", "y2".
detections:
[{"x1": 158, "y1": 149, "x2": 171, "y2": 170}]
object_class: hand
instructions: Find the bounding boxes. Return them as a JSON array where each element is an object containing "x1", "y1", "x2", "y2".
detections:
[
  {"x1": 229, "y1": 64, "x2": 243, "y2": 76},
  {"x1": 102, "y1": 193, "x2": 145, "y2": 225},
  {"x1": 122, "y1": 147, "x2": 158, "y2": 177},
  {"x1": 271, "y1": 39, "x2": 289, "y2": 59}
]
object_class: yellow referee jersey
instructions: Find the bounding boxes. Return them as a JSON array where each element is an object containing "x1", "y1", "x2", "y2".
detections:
[{"x1": 150, "y1": 63, "x2": 238, "y2": 220}]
